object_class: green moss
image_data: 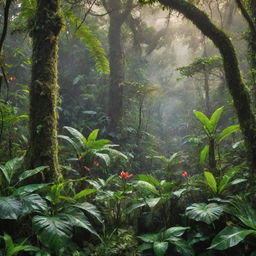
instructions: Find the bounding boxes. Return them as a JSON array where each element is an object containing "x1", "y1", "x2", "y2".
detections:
[{"x1": 26, "y1": 0, "x2": 63, "y2": 183}]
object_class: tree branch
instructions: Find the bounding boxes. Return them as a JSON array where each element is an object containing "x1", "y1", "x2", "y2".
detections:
[{"x1": 235, "y1": 0, "x2": 256, "y2": 39}]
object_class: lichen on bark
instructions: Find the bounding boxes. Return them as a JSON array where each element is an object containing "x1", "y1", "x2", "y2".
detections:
[{"x1": 26, "y1": 0, "x2": 63, "y2": 182}]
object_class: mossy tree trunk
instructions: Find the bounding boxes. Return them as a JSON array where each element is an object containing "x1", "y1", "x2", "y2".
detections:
[
  {"x1": 235, "y1": 0, "x2": 256, "y2": 104},
  {"x1": 26, "y1": 0, "x2": 62, "y2": 182},
  {"x1": 157, "y1": 0, "x2": 256, "y2": 173}
]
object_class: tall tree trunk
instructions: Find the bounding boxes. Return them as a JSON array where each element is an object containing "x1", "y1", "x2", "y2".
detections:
[
  {"x1": 248, "y1": 0, "x2": 256, "y2": 103},
  {"x1": 26, "y1": 0, "x2": 62, "y2": 182},
  {"x1": 103, "y1": 0, "x2": 133, "y2": 133},
  {"x1": 157, "y1": 0, "x2": 256, "y2": 173},
  {"x1": 108, "y1": 13, "x2": 124, "y2": 132}
]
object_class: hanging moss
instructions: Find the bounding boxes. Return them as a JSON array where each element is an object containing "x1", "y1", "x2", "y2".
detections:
[{"x1": 26, "y1": 0, "x2": 63, "y2": 182}]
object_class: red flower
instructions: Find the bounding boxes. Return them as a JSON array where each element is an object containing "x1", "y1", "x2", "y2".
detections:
[
  {"x1": 182, "y1": 171, "x2": 188, "y2": 177},
  {"x1": 9, "y1": 76, "x2": 16, "y2": 81},
  {"x1": 93, "y1": 161, "x2": 100, "y2": 166},
  {"x1": 83, "y1": 166, "x2": 91, "y2": 172},
  {"x1": 119, "y1": 171, "x2": 133, "y2": 180}
]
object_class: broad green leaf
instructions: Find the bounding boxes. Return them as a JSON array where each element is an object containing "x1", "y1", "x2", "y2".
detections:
[
  {"x1": 146, "y1": 198, "x2": 161, "y2": 208},
  {"x1": 32, "y1": 215, "x2": 72, "y2": 251},
  {"x1": 200, "y1": 145, "x2": 209, "y2": 165},
  {"x1": 14, "y1": 183, "x2": 50, "y2": 195},
  {"x1": 185, "y1": 203, "x2": 223, "y2": 224},
  {"x1": 0, "y1": 165, "x2": 11, "y2": 184},
  {"x1": 217, "y1": 125, "x2": 240, "y2": 144},
  {"x1": 193, "y1": 110, "x2": 212, "y2": 134},
  {"x1": 63, "y1": 126, "x2": 86, "y2": 146},
  {"x1": 17, "y1": 166, "x2": 48, "y2": 184},
  {"x1": 94, "y1": 152, "x2": 110, "y2": 166},
  {"x1": 173, "y1": 188, "x2": 186, "y2": 198},
  {"x1": 218, "y1": 165, "x2": 241, "y2": 194},
  {"x1": 58, "y1": 135, "x2": 80, "y2": 153},
  {"x1": 230, "y1": 178, "x2": 247, "y2": 185},
  {"x1": 209, "y1": 106, "x2": 224, "y2": 133},
  {"x1": 0, "y1": 196, "x2": 22, "y2": 220},
  {"x1": 138, "y1": 174, "x2": 161, "y2": 187},
  {"x1": 126, "y1": 202, "x2": 146, "y2": 214},
  {"x1": 73, "y1": 189, "x2": 97, "y2": 200},
  {"x1": 87, "y1": 129, "x2": 99, "y2": 146},
  {"x1": 204, "y1": 171, "x2": 217, "y2": 193},
  {"x1": 89, "y1": 139, "x2": 111, "y2": 149},
  {"x1": 138, "y1": 242, "x2": 153, "y2": 252},
  {"x1": 164, "y1": 227, "x2": 190, "y2": 239},
  {"x1": 59, "y1": 208, "x2": 99, "y2": 237},
  {"x1": 138, "y1": 233, "x2": 160, "y2": 243},
  {"x1": 8, "y1": 244, "x2": 39, "y2": 256},
  {"x1": 20, "y1": 194, "x2": 47, "y2": 215},
  {"x1": 136, "y1": 181, "x2": 159, "y2": 195},
  {"x1": 153, "y1": 242, "x2": 169, "y2": 256},
  {"x1": 209, "y1": 226, "x2": 255, "y2": 250},
  {"x1": 74, "y1": 202, "x2": 103, "y2": 223},
  {"x1": 173, "y1": 239, "x2": 195, "y2": 256}
]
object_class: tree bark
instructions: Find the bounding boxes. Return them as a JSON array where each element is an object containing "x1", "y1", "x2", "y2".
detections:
[
  {"x1": 26, "y1": 0, "x2": 63, "y2": 182},
  {"x1": 103, "y1": 0, "x2": 133, "y2": 133},
  {"x1": 157, "y1": 0, "x2": 256, "y2": 172}
]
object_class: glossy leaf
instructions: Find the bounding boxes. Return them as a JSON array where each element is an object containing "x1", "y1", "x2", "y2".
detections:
[
  {"x1": 0, "y1": 196, "x2": 22, "y2": 220},
  {"x1": 73, "y1": 189, "x2": 97, "y2": 200},
  {"x1": 209, "y1": 106, "x2": 224, "y2": 133},
  {"x1": 32, "y1": 215, "x2": 72, "y2": 251},
  {"x1": 200, "y1": 145, "x2": 209, "y2": 165},
  {"x1": 186, "y1": 203, "x2": 223, "y2": 224},
  {"x1": 209, "y1": 226, "x2": 255, "y2": 250},
  {"x1": 17, "y1": 166, "x2": 48, "y2": 184},
  {"x1": 217, "y1": 124, "x2": 240, "y2": 143},
  {"x1": 153, "y1": 242, "x2": 169, "y2": 256},
  {"x1": 204, "y1": 171, "x2": 217, "y2": 194}
]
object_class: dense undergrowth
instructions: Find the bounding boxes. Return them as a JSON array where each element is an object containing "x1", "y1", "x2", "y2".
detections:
[{"x1": 0, "y1": 107, "x2": 255, "y2": 256}]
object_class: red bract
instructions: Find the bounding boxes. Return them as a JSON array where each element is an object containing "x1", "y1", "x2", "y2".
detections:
[
  {"x1": 9, "y1": 76, "x2": 16, "y2": 81},
  {"x1": 93, "y1": 161, "x2": 100, "y2": 166},
  {"x1": 182, "y1": 171, "x2": 188, "y2": 177},
  {"x1": 83, "y1": 166, "x2": 91, "y2": 172},
  {"x1": 119, "y1": 171, "x2": 133, "y2": 180}
]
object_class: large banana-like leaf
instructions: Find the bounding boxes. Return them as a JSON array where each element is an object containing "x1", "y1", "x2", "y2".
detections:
[
  {"x1": 32, "y1": 215, "x2": 72, "y2": 251},
  {"x1": 185, "y1": 203, "x2": 223, "y2": 224},
  {"x1": 209, "y1": 226, "x2": 255, "y2": 250}
]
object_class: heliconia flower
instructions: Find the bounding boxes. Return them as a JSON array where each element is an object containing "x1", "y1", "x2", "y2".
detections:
[
  {"x1": 9, "y1": 76, "x2": 16, "y2": 81},
  {"x1": 119, "y1": 171, "x2": 133, "y2": 180},
  {"x1": 93, "y1": 161, "x2": 100, "y2": 166},
  {"x1": 83, "y1": 166, "x2": 91, "y2": 172},
  {"x1": 77, "y1": 156, "x2": 82, "y2": 160},
  {"x1": 182, "y1": 171, "x2": 188, "y2": 177}
]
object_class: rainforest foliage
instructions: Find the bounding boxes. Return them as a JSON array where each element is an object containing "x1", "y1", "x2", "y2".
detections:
[{"x1": 1, "y1": 0, "x2": 256, "y2": 255}]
